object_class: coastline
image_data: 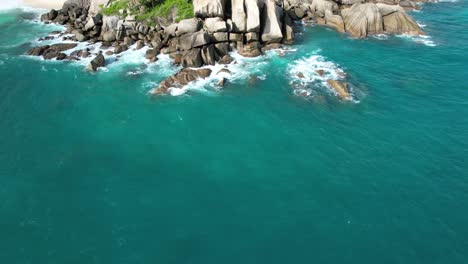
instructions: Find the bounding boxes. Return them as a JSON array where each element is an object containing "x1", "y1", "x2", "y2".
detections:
[{"x1": 22, "y1": 0, "x2": 65, "y2": 9}]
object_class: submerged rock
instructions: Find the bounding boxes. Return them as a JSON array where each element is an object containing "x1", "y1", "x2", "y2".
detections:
[{"x1": 326, "y1": 80, "x2": 351, "y2": 100}]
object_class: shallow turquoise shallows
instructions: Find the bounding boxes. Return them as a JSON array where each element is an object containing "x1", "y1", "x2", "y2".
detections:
[{"x1": 1, "y1": 2, "x2": 467, "y2": 263}]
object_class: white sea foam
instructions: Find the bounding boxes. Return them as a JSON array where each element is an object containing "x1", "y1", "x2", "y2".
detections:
[
  {"x1": 397, "y1": 34, "x2": 437, "y2": 47},
  {"x1": 372, "y1": 34, "x2": 389, "y2": 40},
  {"x1": 150, "y1": 50, "x2": 278, "y2": 96},
  {"x1": 287, "y1": 51, "x2": 358, "y2": 102}
]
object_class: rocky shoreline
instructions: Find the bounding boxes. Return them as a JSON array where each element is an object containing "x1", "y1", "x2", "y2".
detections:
[{"x1": 28, "y1": 0, "x2": 429, "y2": 99}]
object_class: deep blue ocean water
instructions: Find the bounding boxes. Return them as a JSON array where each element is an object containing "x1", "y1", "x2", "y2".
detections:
[{"x1": 0, "y1": 2, "x2": 467, "y2": 263}]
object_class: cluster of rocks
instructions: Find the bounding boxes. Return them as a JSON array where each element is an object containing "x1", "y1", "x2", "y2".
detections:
[{"x1": 28, "y1": 0, "x2": 427, "y2": 97}]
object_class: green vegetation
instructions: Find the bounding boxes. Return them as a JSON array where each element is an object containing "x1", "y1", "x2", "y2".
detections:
[
  {"x1": 101, "y1": 0, "x2": 194, "y2": 23},
  {"x1": 100, "y1": 0, "x2": 129, "y2": 16},
  {"x1": 137, "y1": 0, "x2": 194, "y2": 22}
]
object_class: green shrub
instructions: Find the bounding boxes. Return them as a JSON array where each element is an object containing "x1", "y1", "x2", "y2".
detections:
[
  {"x1": 100, "y1": 0, "x2": 130, "y2": 16},
  {"x1": 136, "y1": 0, "x2": 194, "y2": 22}
]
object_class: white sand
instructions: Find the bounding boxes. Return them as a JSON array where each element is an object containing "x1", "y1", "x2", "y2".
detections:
[{"x1": 22, "y1": 0, "x2": 65, "y2": 9}]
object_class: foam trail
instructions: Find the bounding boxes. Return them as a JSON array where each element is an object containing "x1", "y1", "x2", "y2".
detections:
[{"x1": 397, "y1": 34, "x2": 437, "y2": 47}]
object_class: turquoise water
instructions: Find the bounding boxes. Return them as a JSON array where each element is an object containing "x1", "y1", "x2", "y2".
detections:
[{"x1": 1, "y1": 2, "x2": 467, "y2": 263}]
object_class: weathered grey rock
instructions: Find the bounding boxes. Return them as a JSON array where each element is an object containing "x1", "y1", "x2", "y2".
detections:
[
  {"x1": 245, "y1": 32, "x2": 259, "y2": 42},
  {"x1": 116, "y1": 23, "x2": 126, "y2": 40},
  {"x1": 376, "y1": 0, "x2": 399, "y2": 5},
  {"x1": 217, "y1": 77, "x2": 227, "y2": 86},
  {"x1": 49, "y1": 9, "x2": 58, "y2": 20},
  {"x1": 88, "y1": 0, "x2": 110, "y2": 17},
  {"x1": 239, "y1": 42, "x2": 262, "y2": 57},
  {"x1": 75, "y1": 32, "x2": 88, "y2": 42},
  {"x1": 376, "y1": 3, "x2": 401, "y2": 16},
  {"x1": 124, "y1": 36, "x2": 135, "y2": 46},
  {"x1": 215, "y1": 43, "x2": 230, "y2": 56},
  {"x1": 81, "y1": 50, "x2": 90, "y2": 58},
  {"x1": 136, "y1": 23, "x2": 150, "y2": 35},
  {"x1": 310, "y1": 0, "x2": 339, "y2": 17},
  {"x1": 56, "y1": 53, "x2": 67, "y2": 60},
  {"x1": 229, "y1": 33, "x2": 243, "y2": 42},
  {"x1": 136, "y1": 40, "x2": 145, "y2": 50},
  {"x1": 176, "y1": 18, "x2": 202, "y2": 36},
  {"x1": 382, "y1": 7, "x2": 424, "y2": 35},
  {"x1": 114, "y1": 44, "x2": 128, "y2": 54},
  {"x1": 42, "y1": 49, "x2": 60, "y2": 60},
  {"x1": 145, "y1": 49, "x2": 159, "y2": 60},
  {"x1": 218, "y1": 54, "x2": 234, "y2": 64},
  {"x1": 245, "y1": 0, "x2": 261, "y2": 32},
  {"x1": 101, "y1": 15, "x2": 119, "y2": 33},
  {"x1": 181, "y1": 48, "x2": 203, "y2": 67},
  {"x1": 193, "y1": 0, "x2": 226, "y2": 18},
  {"x1": 283, "y1": 14, "x2": 295, "y2": 44},
  {"x1": 87, "y1": 52, "x2": 105, "y2": 71},
  {"x1": 102, "y1": 30, "x2": 116, "y2": 42},
  {"x1": 217, "y1": 68, "x2": 232, "y2": 75},
  {"x1": 164, "y1": 23, "x2": 178, "y2": 37},
  {"x1": 84, "y1": 17, "x2": 96, "y2": 31},
  {"x1": 232, "y1": 0, "x2": 247, "y2": 32},
  {"x1": 204, "y1": 17, "x2": 227, "y2": 33},
  {"x1": 177, "y1": 30, "x2": 212, "y2": 51},
  {"x1": 50, "y1": 43, "x2": 78, "y2": 52},
  {"x1": 399, "y1": 0, "x2": 417, "y2": 10},
  {"x1": 336, "y1": 0, "x2": 363, "y2": 5},
  {"x1": 324, "y1": 9, "x2": 345, "y2": 33},
  {"x1": 201, "y1": 45, "x2": 217, "y2": 65},
  {"x1": 342, "y1": 3, "x2": 384, "y2": 38},
  {"x1": 261, "y1": 0, "x2": 284, "y2": 43},
  {"x1": 212, "y1": 32, "x2": 229, "y2": 43},
  {"x1": 27, "y1": 45, "x2": 50, "y2": 56}
]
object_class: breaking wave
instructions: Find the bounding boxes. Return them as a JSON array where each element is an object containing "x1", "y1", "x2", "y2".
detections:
[
  {"x1": 287, "y1": 51, "x2": 355, "y2": 99},
  {"x1": 397, "y1": 34, "x2": 437, "y2": 47}
]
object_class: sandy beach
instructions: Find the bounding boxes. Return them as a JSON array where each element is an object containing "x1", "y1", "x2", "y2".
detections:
[{"x1": 22, "y1": 0, "x2": 65, "y2": 9}]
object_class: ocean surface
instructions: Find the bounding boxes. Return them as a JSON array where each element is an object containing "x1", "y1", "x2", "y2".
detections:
[{"x1": 1, "y1": 2, "x2": 467, "y2": 263}]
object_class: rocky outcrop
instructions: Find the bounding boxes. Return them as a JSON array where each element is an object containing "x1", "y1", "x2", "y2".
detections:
[
  {"x1": 150, "y1": 68, "x2": 213, "y2": 95},
  {"x1": 342, "y1": 3, "x2": 384, "y2": 38},
  {"x1": 245, "y1": 0, "x2": 261, "y2": 32},
  {"x1": 32, "y1": 0, "x2": 428, "y2": 98},
  {"x1": 87, "y1": 52, "x2": 105, "y2": 71},
  {"x1": 380, "y1": 5, "x2": 425, "y2": 35},
  {"x1": 231, "y1": 0, "x2": 247, "y2": 32},
  {"x1": 26, "y1": 43, "x2": 78, "y2": 60},
  {"x1": 261, "y1": 0, "x2": 284, "y2": 43},
  {"x1": 327, "y1": 80, "x2": 351, "y2": 100},
  {"x1": 193, "y1": 0, "x2": 226, "y2": 18}
]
